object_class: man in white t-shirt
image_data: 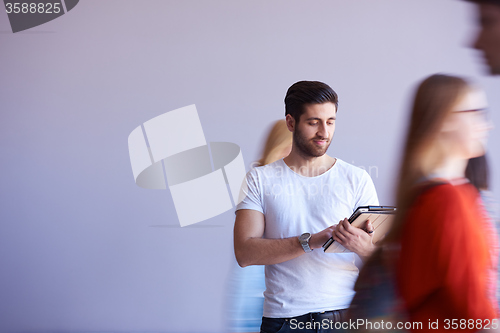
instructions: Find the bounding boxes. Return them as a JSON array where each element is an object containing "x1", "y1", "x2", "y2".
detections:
[{"x1": 234, "y1": 81, "x2": 379, "y2": 333}]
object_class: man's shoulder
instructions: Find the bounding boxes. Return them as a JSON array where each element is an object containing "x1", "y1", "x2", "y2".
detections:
[
  {"x1": 245, "y1": 159, "x2": 287, "y2": 183},
  {"x1": 334, "y1": 158, "x2": 370, "y2": 178},
  {"x1": 249, "y1": 159, "x2": 286, "y2": 175}
]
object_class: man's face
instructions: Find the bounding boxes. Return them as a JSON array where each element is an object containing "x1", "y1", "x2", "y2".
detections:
[
  {"x1": 473, "y1": 3, "x2": 500, "y2": 74},
  {"x1": 289, "y1": 102, "x2": 336, "y2": 158}
]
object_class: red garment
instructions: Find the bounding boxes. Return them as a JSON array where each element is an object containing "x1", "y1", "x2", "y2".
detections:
[
  {"x1": 477, "y1": 195, "x2": 499, "y2": 312},
  {"x1": 397, "y1": 182, "x2": 497, "y2": 332}
]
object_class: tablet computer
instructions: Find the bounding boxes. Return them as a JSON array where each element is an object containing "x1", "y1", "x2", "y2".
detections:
[{"x1": 323, "y1": 206, "x2": 397, "y2": 253}]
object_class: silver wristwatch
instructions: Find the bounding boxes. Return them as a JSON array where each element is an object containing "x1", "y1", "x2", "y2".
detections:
[{"x1": 298, "y1": 232, "x2": 312, "y2": 253}]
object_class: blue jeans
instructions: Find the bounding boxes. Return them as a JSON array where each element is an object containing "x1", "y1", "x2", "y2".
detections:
[{"x1": 260, "y1": 309, "x2": 348, "y2": 333}]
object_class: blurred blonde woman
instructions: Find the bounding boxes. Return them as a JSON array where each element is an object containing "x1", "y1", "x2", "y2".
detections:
[
  {"x1": 350, "y1": 74, "x2": 496, "y2": 332},
  {"x1": 392, "y1": 75, "x2": 496, "y2": 328},
  {"x1": 256, "y1": 120, "x2": 293, "y2": 167},
  {"x1": 227, "y1": 120, "x2": 292, "y2": 333}
]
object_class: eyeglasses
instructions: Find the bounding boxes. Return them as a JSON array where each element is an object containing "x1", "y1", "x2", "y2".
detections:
[{"x1": 453, "y1": 108, "x2": 491, "y2": 123}]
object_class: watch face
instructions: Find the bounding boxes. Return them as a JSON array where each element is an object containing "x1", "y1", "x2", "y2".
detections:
[{"x1": 299, "y1": 233, "x2": 311, "y2": 241}]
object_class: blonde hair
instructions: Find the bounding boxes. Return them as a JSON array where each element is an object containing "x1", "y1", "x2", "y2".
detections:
[
  {"x1": 385, "y1": 74, "x2": 470, "y2": 242},
  {"x1": 257, "y1": 120, "x2": 293, "y2": 166}
]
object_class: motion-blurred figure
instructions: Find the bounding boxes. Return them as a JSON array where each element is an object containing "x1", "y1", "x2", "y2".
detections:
[
  {"x1": 467, "y1": 0, "x2": 500, "y2": 74},
  {"x1": 226, "y1": 120, "x2": 292, "y2": 333},
  {"x1": 350, "y1": 74, "x2": 496, "y2": 332},
  {"x1": 256, "y1": 120, "x2": 293, "y2": 167},
  {"x1": 466, "y1": 154, "x2": 500, "y2": 308}
]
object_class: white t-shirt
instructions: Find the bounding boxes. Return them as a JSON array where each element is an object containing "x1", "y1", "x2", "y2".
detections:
[{"x1": 235, "y1": 158, "x2": 379, "y2": 318}]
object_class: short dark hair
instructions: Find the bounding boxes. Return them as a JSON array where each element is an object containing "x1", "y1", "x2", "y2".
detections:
[
  {"x1": 464, "y1": 0, "x2": 500, "y2": 5},
  {"x1": 284, "y1": 81, "x2": 339, "y2": 123}
]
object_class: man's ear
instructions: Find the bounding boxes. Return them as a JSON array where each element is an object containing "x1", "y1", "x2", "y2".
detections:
[{"x1": 285, "y1": 114, "x2": 295, "y2": 132}]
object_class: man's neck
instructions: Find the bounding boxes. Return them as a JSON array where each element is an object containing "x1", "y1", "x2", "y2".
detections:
[{"x1": 283, "y1": 151, "x2": 336, "y2": 177}]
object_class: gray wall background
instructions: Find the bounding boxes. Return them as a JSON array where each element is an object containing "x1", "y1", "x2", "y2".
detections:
[{"x1": 0, "y1": 0, "x2": 499, "y2": 332}]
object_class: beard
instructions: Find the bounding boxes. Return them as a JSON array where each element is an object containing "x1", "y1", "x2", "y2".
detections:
[{"x1": 293, "y1": 126, "x2": 331, "y2": 158}]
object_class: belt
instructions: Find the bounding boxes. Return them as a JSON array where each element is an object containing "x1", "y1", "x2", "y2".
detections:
[{"x1": 284, "y1": 309, "x2": 348, "y2": 323}]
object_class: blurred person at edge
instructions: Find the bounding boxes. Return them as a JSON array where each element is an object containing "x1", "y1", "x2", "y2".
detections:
[
  {"x1": 466, "y1": 155, "x2": 500, "y2": 309},
  {"x1": 466, "y1": 0, "x2": 500, "y2": 74},
  {"x1": 227, "y1": 120, "x2": 292, "y2": 333},
  {"x1": 349, "y1": 74, "x2": 495, "y2": 333},
  {"x1": 234, "y1": 81, "x2": 379, "y2": 333},
  {"x1": 390, "y1": 75, "x2": 496, "y2": 331},
  {"x1": 256, "y1": 120, "x2": 293, "y2": 167}
]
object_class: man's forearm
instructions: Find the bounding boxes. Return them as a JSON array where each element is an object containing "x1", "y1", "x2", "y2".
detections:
[
  {"x1": 235, "y1": 236, "x2": 305, "y2": 267},
  {"x1": 234, "y1": 230, "x2": 330, "y2": 267}
]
